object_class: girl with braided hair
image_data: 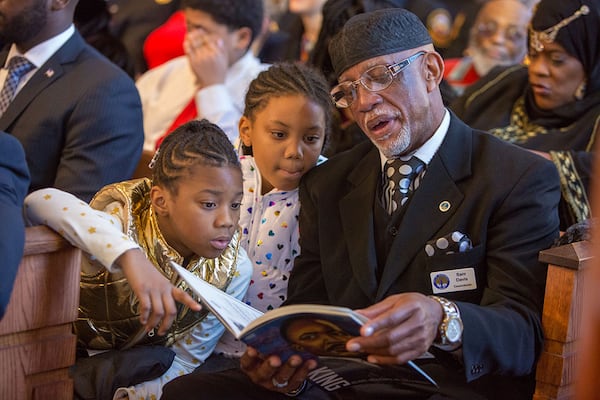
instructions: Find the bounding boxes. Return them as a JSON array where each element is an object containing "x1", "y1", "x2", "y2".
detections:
[
  {"x1": 237, "y1": 61, "x2": 331, "y2": 313},
  {"x1": 187, "y1": 61, "x2": 332, "y2": 374},
  {"x1": 24, "y1": 119, "x2": 252, "y2": 399}
]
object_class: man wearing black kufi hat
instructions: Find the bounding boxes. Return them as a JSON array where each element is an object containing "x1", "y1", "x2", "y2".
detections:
[
  {"x1": 161, "y1": 8, "x2": 561, "y2": 400},
  {"x1": 311, "y1": 0, "x2": 460, "y2": 158}
]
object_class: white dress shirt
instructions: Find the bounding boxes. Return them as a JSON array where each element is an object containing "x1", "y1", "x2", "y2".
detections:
[
  {"x1": 136, "y1": 51, "x2": 269, "y2": 150},
  {"x1": 0, "y1": 25, "x2": 75, "y2": 98}
]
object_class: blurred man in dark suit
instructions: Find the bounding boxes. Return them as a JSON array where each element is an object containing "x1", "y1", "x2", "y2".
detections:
[{"x1": 0, "y1": 0, "x2": 144, "y2": 202}]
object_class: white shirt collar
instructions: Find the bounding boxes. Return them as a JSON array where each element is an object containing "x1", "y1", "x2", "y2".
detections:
[
  {"x1": 5, "y1": 25, "x2": 75, "y2": 68},
  {"x1": 379, "y1": 108, "x2": 450, "y2": 170}
]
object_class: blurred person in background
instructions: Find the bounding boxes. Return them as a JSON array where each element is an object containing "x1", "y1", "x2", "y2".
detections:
[
  {"x1": 75, "y1": 0, "x2": 134, "y2": 77},
  {"x1": 451, "y1": 0, "x2": 600, "y2": 230},
  {"x1": 443, "y1": 0, "x2": 532, "y2": 95},
  {"x1": 136, "y1": 0, "x2": 269, "y2": 151},
  {"x1": 0, "y1": 0, "x2": 143, "y2": 202},
  {"x1": 107, "y1": 0, "x2": 182, "y2": 77}
]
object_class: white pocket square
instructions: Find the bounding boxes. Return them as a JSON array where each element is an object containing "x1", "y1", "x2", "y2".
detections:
[{"x1": 425, "y1": 231, "x2": 472, "y2": 257}]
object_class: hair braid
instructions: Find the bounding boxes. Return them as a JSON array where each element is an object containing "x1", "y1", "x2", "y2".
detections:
[
  {"x1": 243, "y1": 62, "x2": 333, "y2": 147},
  {"x1": 152, "y1": 119, "x2": 240, "y2": 194}
]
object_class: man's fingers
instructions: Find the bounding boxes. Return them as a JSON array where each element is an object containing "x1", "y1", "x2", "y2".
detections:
[
  {"x1": 240, "y1": 347, "x2": 262, "y2": 372},
  {"x1": 271, "y1": 357, "x2": 316, "y2": 393}
]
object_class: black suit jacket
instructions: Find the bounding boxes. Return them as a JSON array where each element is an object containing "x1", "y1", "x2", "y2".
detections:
[
  {"x1": 0, "y1": 132, "x2": 29, "y2": 318},
  {"x1": 0, "y1": 31, "x2": 144, "y2": 202},
  {"x1": 287, "y1": 114, "x2": 561, "y2": 399}
]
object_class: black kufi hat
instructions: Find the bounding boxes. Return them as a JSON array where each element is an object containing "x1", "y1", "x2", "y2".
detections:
[{"x1": 328, "y1": 8, "x2": 432, "y2": 77}]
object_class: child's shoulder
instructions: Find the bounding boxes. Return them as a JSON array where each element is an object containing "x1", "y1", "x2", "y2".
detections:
[{"x1": 90, "y1": 178, "x2": 153, "y2": 221}]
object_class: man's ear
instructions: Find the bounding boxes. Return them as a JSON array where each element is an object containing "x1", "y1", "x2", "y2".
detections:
[
  {"x1": 150, "y1": 186, "x2": 169, "y2": 217},
  {"x1": 238, "y1": 116, "x2": 253, "y2": 148},
  {"x1": 423, "y1": 51, "x2": 445, "y2": 92},
  {"x1": 233, "y1": 27, "x2": 253, "y2": 51}
]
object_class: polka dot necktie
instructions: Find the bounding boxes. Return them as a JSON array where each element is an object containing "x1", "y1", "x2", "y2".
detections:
[
  {"x1": 383, "y1": 156, "x2": 425, "y2": 215},
  {"x1": 0, "y1": 56, "x2": 34, "y2": 116}
]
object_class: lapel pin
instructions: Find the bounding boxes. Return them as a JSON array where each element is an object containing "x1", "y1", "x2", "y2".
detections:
[
  {"x1": 439, "y1": 201, "x2": 451, "y2": 212},
  {"x1": 45, "y1": 69, "x2": 54, "y2": 78}
]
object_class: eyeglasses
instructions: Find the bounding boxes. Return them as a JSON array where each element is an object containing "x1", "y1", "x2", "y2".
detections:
[
  {"x1": 330, "y1": 51, "x2": 426, "y2": 108},
  {"x1": 476, "y1": 21, "x2": 526, "y2": 43}
]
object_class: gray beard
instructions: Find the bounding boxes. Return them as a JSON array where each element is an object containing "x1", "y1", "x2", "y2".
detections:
[
  {"x1": 377, "y1": 127, "x2": 411, "y2": 159},
  {"x1": 469, "y1": 49, "x2": 502, "y2": 77}
]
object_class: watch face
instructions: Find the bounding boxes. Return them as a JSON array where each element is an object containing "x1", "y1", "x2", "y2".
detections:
[{"x1": 446, "y1": 318, "x2": 463, "y2": 343}]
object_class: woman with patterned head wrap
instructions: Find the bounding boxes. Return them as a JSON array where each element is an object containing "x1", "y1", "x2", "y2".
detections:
[{"x1": 452, "y1": 0, "x2": 600, "y2": 230}]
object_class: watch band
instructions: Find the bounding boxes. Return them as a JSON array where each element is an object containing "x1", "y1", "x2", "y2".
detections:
[{"x1": 429, "y1": 295, "x2": 463, "y2": 351}]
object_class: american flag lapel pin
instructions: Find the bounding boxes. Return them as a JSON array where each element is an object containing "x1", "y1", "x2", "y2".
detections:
[{"x1": 45, "y1": 69, "x2": 54, "y2": 78}]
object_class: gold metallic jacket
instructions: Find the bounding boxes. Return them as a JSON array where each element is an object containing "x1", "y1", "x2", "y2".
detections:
[{"x1": 74, "y1": 178, "x2": 240, "y2": 350}]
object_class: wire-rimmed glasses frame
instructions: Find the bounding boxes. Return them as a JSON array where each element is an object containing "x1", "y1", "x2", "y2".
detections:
[{"x1": 330, "y1": 51, "x2": 426, "y2": 108}]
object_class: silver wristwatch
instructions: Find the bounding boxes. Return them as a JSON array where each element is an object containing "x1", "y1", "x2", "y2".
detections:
[{"x1": 429, "y1": 295, "x2": 463, "y2": 351}]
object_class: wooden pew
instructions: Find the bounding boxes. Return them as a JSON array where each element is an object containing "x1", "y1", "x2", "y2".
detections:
[
  {"x1": 0, "y1": 227, "x2": 588, "y2": 399},
  {"x1": 0, "y1": 226, "x2": 81, "y2": 400},
  {"x1": 533, "y1": 240, "x2": 591, "y2": 400}
]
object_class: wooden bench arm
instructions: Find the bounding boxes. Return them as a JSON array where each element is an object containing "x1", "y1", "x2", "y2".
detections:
[
  {"x1": 538, "y1": 241, "x2": 592, "y2": 271},
  {"x1": 0, "y1": 225, "x2": 81, "y2": 399},
  {"x1": 534, "y1": 240, "x2": 591, "y2": 400}
]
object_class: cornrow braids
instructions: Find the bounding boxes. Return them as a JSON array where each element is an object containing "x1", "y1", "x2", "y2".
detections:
[
  {"x1": 152, "y1": 119, "x2": 240, "y2": 194},
  {"x1": 242, "y1": 62, "x2": 333, "y2": 153}
]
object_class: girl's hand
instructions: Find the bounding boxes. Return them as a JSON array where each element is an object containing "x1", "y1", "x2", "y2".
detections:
[{"x1": 116, "y1": 248, "x2": 201, "y2": 335}]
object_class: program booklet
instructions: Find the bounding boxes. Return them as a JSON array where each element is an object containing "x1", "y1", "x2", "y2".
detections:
[{"x1": 171, "y1": 261, "x2": 438, "y2": 388}]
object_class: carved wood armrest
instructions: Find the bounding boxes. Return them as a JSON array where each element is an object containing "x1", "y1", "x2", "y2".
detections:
[{"x1": 533, "y1": 241, "x2": 592, "y2": 400}]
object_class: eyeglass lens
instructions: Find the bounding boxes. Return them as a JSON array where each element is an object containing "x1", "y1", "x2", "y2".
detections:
[
  {"x1": 477, "y1": 21, "x2": 526, "y2": 42},
  {"x1": 330, "y1": 52, "x2": 425, "y2": 108}
]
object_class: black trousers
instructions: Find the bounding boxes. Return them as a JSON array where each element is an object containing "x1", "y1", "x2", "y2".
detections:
[{"x1": 160, "y1": 357, "x2": 489, "y2": 400}]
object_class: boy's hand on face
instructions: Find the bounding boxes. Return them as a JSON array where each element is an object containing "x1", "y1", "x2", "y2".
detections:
[
  {"x1": 116, "y1": 249, "x2": 202, "y2": 335},
  {"x1": 184, "y1": 31, "x2": 228, "y2": 89}
]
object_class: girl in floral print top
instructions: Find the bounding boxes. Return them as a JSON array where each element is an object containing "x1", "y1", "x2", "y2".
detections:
[
  {"x1": 237, "y1": 62, "x2": 333, "y2": 312},
  {"x1": 202, "y1": 63, "x2": 332, "y2": 365}
]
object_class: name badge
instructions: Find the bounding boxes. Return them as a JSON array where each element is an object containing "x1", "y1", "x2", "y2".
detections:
[{"x1": 430, "y1": 267, "x2": 477, "y2": 294}]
